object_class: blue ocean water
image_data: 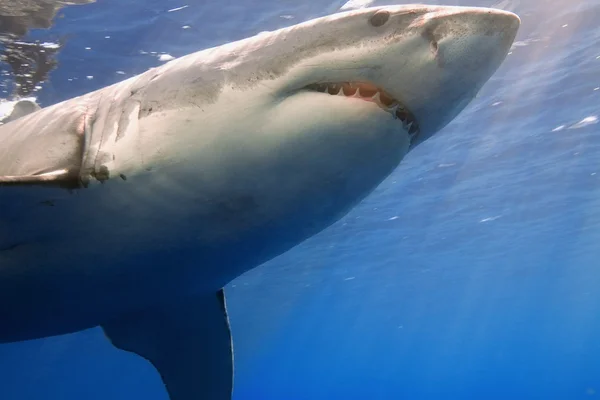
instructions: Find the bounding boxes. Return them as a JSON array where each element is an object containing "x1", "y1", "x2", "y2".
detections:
[{"x1": 1, "y1": 0, "x2": 599, "y2": 399}]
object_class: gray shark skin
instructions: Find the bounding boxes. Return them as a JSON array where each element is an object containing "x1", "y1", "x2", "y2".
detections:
[{"x1": 0, "y1": 5, "x2": 520, "y2": 400}]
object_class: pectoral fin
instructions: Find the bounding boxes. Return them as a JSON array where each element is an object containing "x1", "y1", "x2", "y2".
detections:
[
  {"x1": 102, "y1": 289, "x2": 233, "y2": 400},
  {"x1": 0, "y1": 170, "x2": 80, "y2": 188}
]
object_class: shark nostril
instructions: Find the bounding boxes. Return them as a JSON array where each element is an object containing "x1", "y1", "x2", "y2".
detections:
[
  {"x1": 369, "y1": 10, "x2": 390, "y2": 27},
  {"x1": 422, "y1": 25, "x2": 440, "y2": 56},
  {"x1": 430, "y1": 39, "x2": 439, "y2": 54}
]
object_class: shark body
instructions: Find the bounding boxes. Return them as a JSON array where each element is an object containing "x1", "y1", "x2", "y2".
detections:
[{"x1": 0, "y1": 5, "x2": 519, "y2": 400}]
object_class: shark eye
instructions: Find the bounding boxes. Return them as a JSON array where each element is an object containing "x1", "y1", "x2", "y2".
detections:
[{"x1": 369, "y1": 10, "x2": 390, "y2": 27}]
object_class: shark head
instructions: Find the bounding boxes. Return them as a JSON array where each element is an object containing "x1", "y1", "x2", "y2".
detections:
[
  {"x1": 254, "y1": 4, "x2": 521, "y2": 149},
  {"x1": 132, "y1": 5, "x2": 519, "y2": 249}
]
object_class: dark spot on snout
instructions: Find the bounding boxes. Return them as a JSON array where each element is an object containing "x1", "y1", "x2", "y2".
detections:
[
  {"x1": 369, "y1": 10, "x2": 390, "y2": 27},
  {"x1": 119, "y1": 174, "x2": 127, "y2": 181}
]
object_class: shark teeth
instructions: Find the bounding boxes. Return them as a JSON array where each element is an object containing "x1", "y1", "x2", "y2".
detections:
[{"x1": 306, "y1": 81, "x2": 420, "y2": 142}]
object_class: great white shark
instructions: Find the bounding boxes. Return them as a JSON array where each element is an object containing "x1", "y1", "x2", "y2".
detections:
[{"x1": 0, "y1": 4, "x2": 519, "y2": 400}]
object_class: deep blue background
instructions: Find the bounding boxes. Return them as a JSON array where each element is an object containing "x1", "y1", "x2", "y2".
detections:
[{"x1": 1, "y1": 0, "x2": 600, "y2": 399}]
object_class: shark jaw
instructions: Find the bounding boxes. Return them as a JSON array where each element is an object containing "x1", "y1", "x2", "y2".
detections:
[{"x1": 305, "y1": 81, "x2": 420, "y2": 144}]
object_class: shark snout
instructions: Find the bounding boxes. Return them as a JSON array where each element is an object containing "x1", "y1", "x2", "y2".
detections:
[
  {"x1": 404, "y1": 6, "x2": 520, "y2": 145},
  {"x1": 462, "y1": 7, "x2": 521, "y2": 50},
  {"x1": 425, "y1": 6, "x2": 520, "y2": 68}
]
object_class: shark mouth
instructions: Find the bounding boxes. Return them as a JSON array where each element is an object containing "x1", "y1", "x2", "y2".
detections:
[{"x1": 305, "y1": 82, "x2": 420, "y2": 143}]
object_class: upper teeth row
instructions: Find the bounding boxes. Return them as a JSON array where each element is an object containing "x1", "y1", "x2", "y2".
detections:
[{"x1": 308, "y1": 82, "x2": 419, "y2": 138}]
